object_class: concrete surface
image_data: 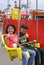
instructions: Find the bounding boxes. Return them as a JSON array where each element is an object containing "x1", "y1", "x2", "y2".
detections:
[{"x1": 0, "y1": 47, "x2": 22, "y2": 65}]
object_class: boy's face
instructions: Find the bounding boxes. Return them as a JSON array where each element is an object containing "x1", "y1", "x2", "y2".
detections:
[{"x1": 21, "y1": 28, "x2": 27, "y2": 34}]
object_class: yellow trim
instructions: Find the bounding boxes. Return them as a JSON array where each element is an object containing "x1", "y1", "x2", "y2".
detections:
[
  {"x1": 28, "y1": 42, "x2": 40, "y2": 48},
  {"x1": 25, "y1": 51, "x2": 30, "y2": 58}
]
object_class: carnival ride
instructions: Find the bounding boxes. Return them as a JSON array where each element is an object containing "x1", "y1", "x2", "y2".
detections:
[{"x1": 1, "y1": 0, "x2": 44, "y2": 63}]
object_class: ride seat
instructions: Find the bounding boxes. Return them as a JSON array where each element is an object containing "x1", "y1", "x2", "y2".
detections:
[{"x1": 1, "y1": 34, "x2": 22, "y2": 61}]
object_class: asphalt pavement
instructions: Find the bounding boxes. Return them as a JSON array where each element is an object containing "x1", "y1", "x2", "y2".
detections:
[{"x1": 0, "y1": 47, "x2": 22, "y2": 65}]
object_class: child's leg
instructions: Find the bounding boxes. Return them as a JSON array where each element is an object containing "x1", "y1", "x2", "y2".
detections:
[
  {"x1": 22, "y1": 51, "x2": 29, "y2": 65},
  {"x1": 27, "y1": 49, "x2": 36, "y2": 65}
]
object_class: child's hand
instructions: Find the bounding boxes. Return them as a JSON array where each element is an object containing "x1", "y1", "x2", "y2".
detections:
[
  {"x1": 12, "y1": 44, "x2": 17, "y2": 48},
  {"x1": 33, "y1": 40, "x2": 37, "y2": 43},
  {"x1": 4, "y1": 34, "x2": 10, "y2": 39},
  {"x1": 19, "y1": 46, "x2": 24, "y2": 48},
  {"x1": 6, "y1": 34, "x2": 10, "y2": 38},
  {"x1": 24, "y1": 34, "x2": 29, "y2": 38}
]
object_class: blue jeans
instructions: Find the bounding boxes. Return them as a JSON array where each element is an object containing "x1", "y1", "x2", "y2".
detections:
[
  {"x1": 22, "y1": 49, "x2": 36, "y2": 65},
  {"x1": 22, "y1": 51, "x2": 29, "y2": 65},
  {"x1": 27, "y1": 49, "x2": 36, "y2": 65}
]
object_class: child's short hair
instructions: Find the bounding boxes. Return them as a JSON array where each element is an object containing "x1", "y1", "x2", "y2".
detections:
[
  {"x1": 6, "y1": 24, "x2": 16, "y2": 34},
  {"x1": 21, "y1": 24, "x2": 28, "y2": 29}
]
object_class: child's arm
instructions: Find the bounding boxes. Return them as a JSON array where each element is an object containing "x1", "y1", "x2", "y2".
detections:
[
  {"x1": 18, "y1": 36, "x2": 25, "y2": 41},
  {"x1": 4, "y1": 34, "x2": 10, "y2": 45},
  {"x1": 4, "y1": 36, "x2": 9, "y2": 45},
  {"x1": 19, "y1": 34, "x2": 29, "y2": 41}
]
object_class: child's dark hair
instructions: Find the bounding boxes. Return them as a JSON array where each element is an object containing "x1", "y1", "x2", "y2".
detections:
[{"x1": 6, "y1": 24, "x2": 16, "y2": 34}]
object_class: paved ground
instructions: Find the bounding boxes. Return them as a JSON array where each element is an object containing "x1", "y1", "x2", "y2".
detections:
[{"x1": 0, "y1": 47, "x2": 22, "y2": 65}]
